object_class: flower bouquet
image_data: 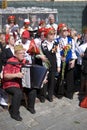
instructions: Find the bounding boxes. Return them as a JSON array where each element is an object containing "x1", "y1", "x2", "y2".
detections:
[
  {"x1": 58, "y1": 44, "x2": 71, "y2": 96},
  {"x1": 61, "y1": 44, "x2": 71, "y2": 80},
  {"x1": 61, "y1": 44, "x2": 72, "y2": 80}
]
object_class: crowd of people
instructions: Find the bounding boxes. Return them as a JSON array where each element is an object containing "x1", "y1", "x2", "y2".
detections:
[{"x1": 0, "y1": 13, "x2": 87, "y2": 121}]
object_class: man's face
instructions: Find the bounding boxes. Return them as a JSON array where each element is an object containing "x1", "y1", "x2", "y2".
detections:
[
  {"x1": 22, "y1": 37, "x2": 28, "y2": 44},
  {"x1": 24, "y1": 24, "x2": 29, "y2": 28},
  {"x1": 49, "y1": 18, "x2": 55, "y2": 24}
]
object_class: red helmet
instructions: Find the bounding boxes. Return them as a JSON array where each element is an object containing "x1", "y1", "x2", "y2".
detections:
[
  {"x1": 38, "y1": 27, "x2": 46, "y2": 33},
  {"x1": 45, "y1": 27, "x2": 55, "y2": 36},
  {"x1": 38, "y1": 27, "x2": 47, "y2": 37},
  {"x1": 57, "y1": 23, "x2": 67, "y2": 33},
  {"x1": 8, "y1": 15, "x2": 15, "y2": 20},
  {"x1": 22, "y1": 30, "x2": 30, "y2": 39},
  {"x1": 24, "y1": 19, "x2": 30, "y2": 25},
  {"x1": 8, "y1": 15, "x2": 16, "y2": 24}
]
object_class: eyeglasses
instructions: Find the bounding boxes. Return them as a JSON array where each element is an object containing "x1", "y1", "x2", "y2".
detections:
[
  {"x1": 17, "y1": 52, "x2": 25, "y2": 55},
  {"x1": 49, "y1": 33, "x2": 55, "y2": 35},
  {"x1": 10, "y1": 21, "x2": 14, "y2": 23},
  {"x1": 62, "y1": 29, "x2": 68, "y2": 32}
]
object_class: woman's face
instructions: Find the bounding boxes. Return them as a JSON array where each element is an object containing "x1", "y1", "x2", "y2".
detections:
[
  {"x1": 0, "y1": 34, "x2": 6, "y2": 43},
  {"x1": 15, "y1": 50, "x2": 25, "y2": 61},
  {"x1": 47, "y1": 32, "x2": 55, "y2": 42},
  {"x1": 61, "y1": 27, "x2": 68, "y2": 38},
  {"x1": 9, "y1": 36, "x2": 15, "y2": 46},
  {"x1": 40, "y1": 32, "x2": 45, "y2": 41},
  {"x1": 9, "y1": 20, "x2": 15, "y2": 27}
]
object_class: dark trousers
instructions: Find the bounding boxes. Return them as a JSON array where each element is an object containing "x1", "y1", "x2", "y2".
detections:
[
  {"x1": 47, "y1": 71, "x2": 56, "y2": 99},
  {"x1": 80, "y1": 73, "x2": 87, "y2": 94},
  {"x1": 74, "y1": 63, "x2": 81, "y2": 84},
  {"x1": 38, "y1": 83, "x2": 47, "y2": 100},
  {"x1": 23, "y1": 88, "x2": 37, "y2": 109},
  {"x1": 56, "y1": 67, "x2": 74, "y2": 98},
  {"x1": 65, "y1": 68, "x2": 74, "y2": 94},
  {"x1": 38, "y1": 71, "x2": 56, "y2": 100},
  {"x1": 5, "y1": 87, "x2": 23, "y2": 116}
]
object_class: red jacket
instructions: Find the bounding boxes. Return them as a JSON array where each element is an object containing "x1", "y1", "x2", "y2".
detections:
[{"x1": 3, "y1": 56, "x2": 26, "y2": 89}]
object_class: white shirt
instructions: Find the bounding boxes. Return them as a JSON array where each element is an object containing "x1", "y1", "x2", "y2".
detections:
[
  {"x1": 58, "y1": 37, "x2": 77, "y2": 59},
  {"x1": 46, "y1": 23, "x2": 58, "y2": 31},
  {"x1": 76, "y1": 43, "x2": 87, "y2": 65}
]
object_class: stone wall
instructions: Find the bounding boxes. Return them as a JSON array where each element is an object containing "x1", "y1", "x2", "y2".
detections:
[{"x1": 4, "y1": 1, "x2": 87, "y2": 33}]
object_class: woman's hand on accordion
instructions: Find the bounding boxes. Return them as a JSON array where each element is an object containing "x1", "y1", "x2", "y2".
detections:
[{"x1": 16, "y1": 72, "x2": 24, "y2": 78}]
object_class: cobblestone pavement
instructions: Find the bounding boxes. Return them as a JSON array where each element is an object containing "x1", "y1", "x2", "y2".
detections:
[{"x1": 0, "y1": 93, "x2": 87, "y2": 130}]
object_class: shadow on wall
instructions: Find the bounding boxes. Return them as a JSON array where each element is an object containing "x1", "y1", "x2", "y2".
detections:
[{"x1": 82, "y1": 5, "x2": 87, "y2": 28}]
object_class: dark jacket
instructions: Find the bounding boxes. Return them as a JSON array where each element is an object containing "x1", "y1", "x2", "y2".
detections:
[
  {"x1": 82, "y1": 48, "x2": 87, "y2": 74},
  {"x1": 1, "y1": 47, "x2": 14, "y2": 66},
  {"x1": 0, "y1": 43, "x2": 4, "y2": 72}
]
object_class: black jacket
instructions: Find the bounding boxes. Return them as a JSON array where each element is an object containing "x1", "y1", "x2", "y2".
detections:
[
  {"x1": 0, "y1": 43, "x2": 4, "y2": 72},
  {"x1": 1, "y1": 47, "x2": 14, "y2": 66},
  {"x1": 82, "y1": 48, "x2": 87, "y2": 74}
]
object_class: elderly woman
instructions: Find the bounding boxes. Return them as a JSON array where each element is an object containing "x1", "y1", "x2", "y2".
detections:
[
  {"x1": 41, "y1": 27, "x2": 61, "y2": 102},
  {"x1": 55, "y1": 23, "x2": 77, "y2": 99},
  {"x1": 3, "y1": 45, "x2": 26, "y2": 121}
]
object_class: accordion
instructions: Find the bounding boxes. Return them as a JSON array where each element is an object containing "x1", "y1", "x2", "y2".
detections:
[{"x1": 21, "y1": 65, "x2": 47, "y2": 89}]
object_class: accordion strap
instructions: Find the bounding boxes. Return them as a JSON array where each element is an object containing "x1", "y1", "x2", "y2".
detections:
[{"x1": 7, "y1": 61, "x2": 20, "y2": 65}]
